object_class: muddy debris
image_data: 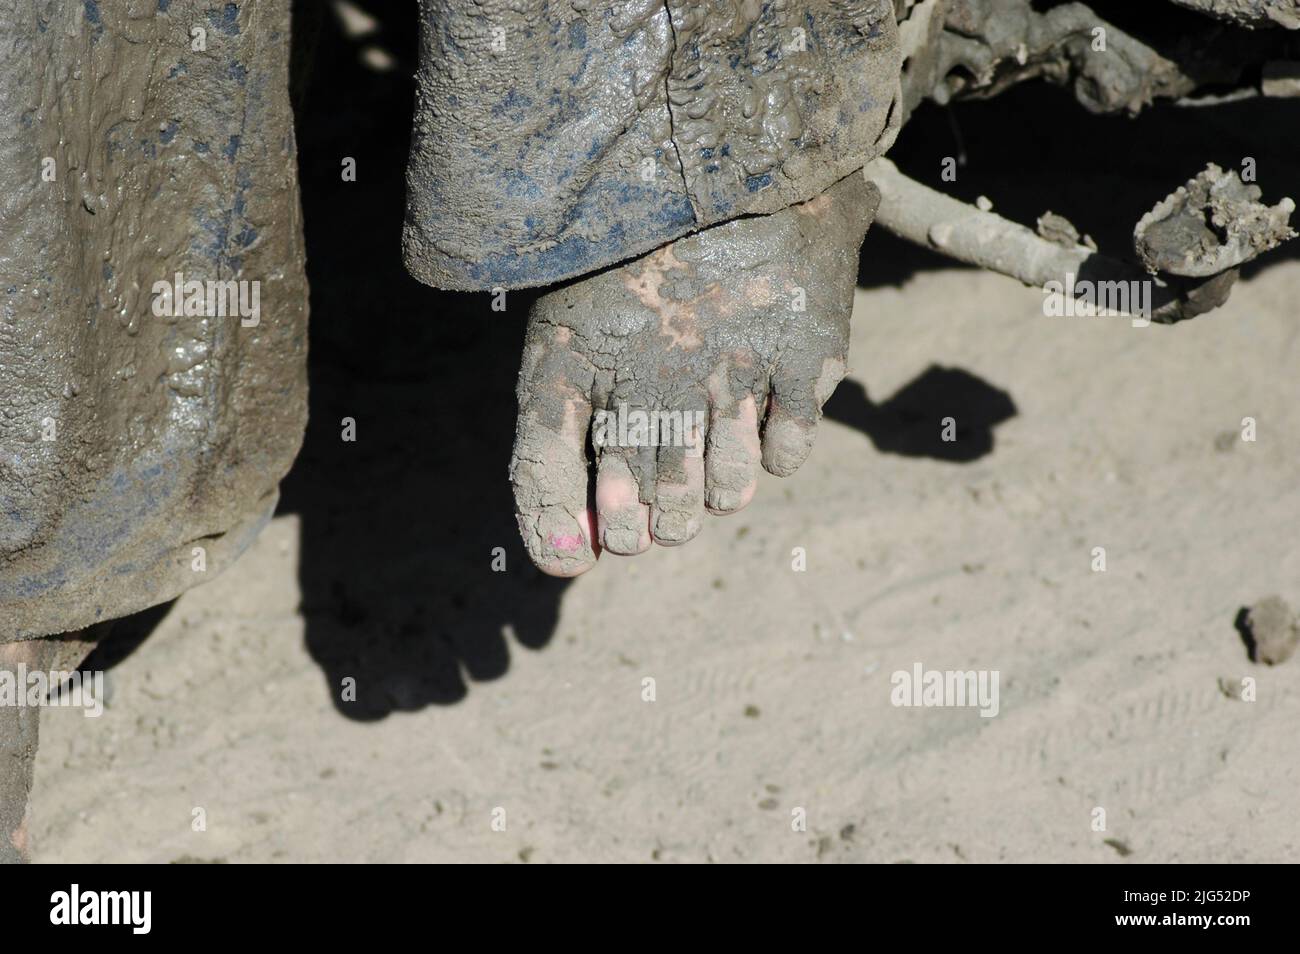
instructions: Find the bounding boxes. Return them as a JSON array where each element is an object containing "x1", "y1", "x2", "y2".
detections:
[
  {"x1": 1134, "y1": 164, "x2": 1296, "y2": 277},
  {"x1": 1236, "y1": 595, "x2": 1300, "y2": 665}
]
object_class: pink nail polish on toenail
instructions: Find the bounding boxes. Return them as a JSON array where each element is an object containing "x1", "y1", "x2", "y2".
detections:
[{"x1": 548, "y1": 533, "x2": 583, "y2": 552}]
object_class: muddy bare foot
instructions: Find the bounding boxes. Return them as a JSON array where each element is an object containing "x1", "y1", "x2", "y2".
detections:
[{"x1": 510, "y1": 173, "x2": 879, "y2": 576}]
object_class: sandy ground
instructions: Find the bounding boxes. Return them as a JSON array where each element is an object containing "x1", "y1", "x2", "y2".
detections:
[{"x1": 29, "y1": 252, "x2": 1300, "y2": 863}]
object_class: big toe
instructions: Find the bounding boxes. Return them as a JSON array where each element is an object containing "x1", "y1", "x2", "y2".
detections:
[
  {"x1": 511, "y1": 397, "x2": 599, "y2": 577},
  {"x1": 515, "y1": 504, "x2": 599, "y2": 577}
]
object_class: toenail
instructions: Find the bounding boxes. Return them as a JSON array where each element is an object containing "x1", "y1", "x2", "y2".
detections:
[
  {"x1": 653, "y1": 512, "x2": 697, "y2": 542},
  {"x1": 603, "y1": 528, "x2": 641, "y2": 553},
  {"x1": 707, "y1": 487, "x2": 742, "y2": 512},
  {"x1": 654, "y1": 514, "x2": 682, "y2": 539},
  {"x1": 548, "y1": 532, "x2": 584, "y2": 552}
]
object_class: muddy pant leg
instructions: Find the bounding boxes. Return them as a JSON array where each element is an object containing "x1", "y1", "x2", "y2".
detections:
[{"x1": 0, "y1": 1, "x2": 308, "y2": 639}]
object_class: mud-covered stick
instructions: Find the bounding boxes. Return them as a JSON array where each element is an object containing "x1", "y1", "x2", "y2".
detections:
[
  {"x1": 864, "y1": 157, "x2": 1300, "y2": 323},
  {"x1": 862, "y1": 156, "x2": 1173, "y2": 314}
]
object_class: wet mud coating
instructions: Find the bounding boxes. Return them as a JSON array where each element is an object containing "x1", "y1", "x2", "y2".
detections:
[
  {"x1": 510, "y1": 172, "x2": 877, "y2": 575},
  {"x1": 402, "y1": 0, "x2": 903, "y2": 290},
  {"x1": 0, "y1": 1, "x2": 308, "y2": 640}
]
